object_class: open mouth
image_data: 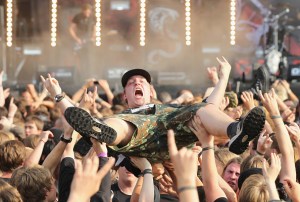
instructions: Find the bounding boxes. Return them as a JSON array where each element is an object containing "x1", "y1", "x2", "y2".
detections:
[{"x1": 135, "y1": 89, "x2": 143, "y2": 97}]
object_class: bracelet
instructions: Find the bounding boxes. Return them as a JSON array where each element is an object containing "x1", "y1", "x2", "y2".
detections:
[
  {"x1": 271, "y1": 115, "x2": 281, "y2": 119},
  {"x1": 141, "y1": 169, "x2": 152, "y2": 176},
  {"x1": 97, "y1": 152, "x2": 108, "y2": 158},
  {"x1": 199, "y1": 146, "x2": 214, "y2": 156},
  {"x1": 177, "y1": 186, "x2": 196, "y2": 193}
]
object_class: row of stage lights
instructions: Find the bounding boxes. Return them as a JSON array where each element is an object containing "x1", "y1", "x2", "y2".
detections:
[
  {"x1": 51, "y1": 0, "x2": 57, "y2": 47},
  {"x1": 230, "y1": 0, "x2": 236, "y2": 45},
  {"x1": 6, "y1": 0, "x2": 13, "y2": 47},
  {"x1": 6, "y1": 0, "x2": 236, "y2": 47}
]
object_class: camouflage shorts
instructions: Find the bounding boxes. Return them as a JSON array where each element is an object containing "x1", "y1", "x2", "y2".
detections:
[{"x1": 109, "y1": 103, "x2": 207, "y2": 163}]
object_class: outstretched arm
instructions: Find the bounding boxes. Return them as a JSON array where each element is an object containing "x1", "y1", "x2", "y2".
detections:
[
  {"x1": 285, "y1": 122, "x2": 300, "y2": 161},
  {"x1": 206, "y1": 57, "x2": 231, "y2": 107},
  {"x1": 262, "y1": 153, "x2": 281, "y2": 201},
  {"x1": 168, "y1": 130, "x2": 199, "y2": 202},
  {"x1": 41, "y1": 74, "x2": 73, "y2": 113},
  {"x1": 130, "y1": 157, "x2": 154, "y2": 202},
  {"x1": 67, "y1": 155, "x2": 115, "y2": 202},
  {"x1": 189, "y1": 116, "x2": 227, "y2": 201},
  {"x1": 98, "y1": 79, "x2": 114, "y2": 105},
  {"x1": 259, "y1": 89, "x2": 296, "y2": 182}
]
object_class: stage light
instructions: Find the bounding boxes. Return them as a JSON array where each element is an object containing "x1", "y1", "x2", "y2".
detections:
[
  {"x1": 140, "y1": 0, "x2": 146, "y2": 46},
  {"x1": 230, "y1": 0, "x2": 236, "y2": 46},
  {"x1": 95, "y1": 0, "x2": 101, "y2": 46},
  {"x1": 6, "y1": 0, "x2": 13, "y2": 47},
  {"x1": 51, "y1": 0, "x2": 58, "y2": 47},
  {"x1": 185, "y1": 0, "x2": 191, "y2": 46}
]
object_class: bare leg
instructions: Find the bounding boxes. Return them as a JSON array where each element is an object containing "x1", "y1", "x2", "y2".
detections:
[
  {"x1": 104, "y1": 118, "x2": 135, "y2": 146},
  {"x1": 196, "y1": 104, "x2": 234, "y2": 137}
]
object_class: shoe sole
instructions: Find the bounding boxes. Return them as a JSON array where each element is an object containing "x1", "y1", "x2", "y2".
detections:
[
  {"x1": 229, "y1": 107, "x2": 265, "y2": 154},
  {"x1": 257, "y1": 65, "x2": 270, "y2": 93},
  {"x1": 64, "y1": 107, "x2": 117, "y2": 144}
]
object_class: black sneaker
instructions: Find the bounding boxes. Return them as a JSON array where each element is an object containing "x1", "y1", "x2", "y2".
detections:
[
  {"x1": 228, "y1": 107, "x2": 265, "y2": 154},
  {"x1": 64, "y1": 107, "x2": 117, "y2": 144},
  {"x1": 250, "y1": 65, "x2": 270, "y2": 99}
]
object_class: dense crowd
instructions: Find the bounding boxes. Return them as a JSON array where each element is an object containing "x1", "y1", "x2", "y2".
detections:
[{"x1": 0, "y1": 57, "x2": 300, "y2": 202}]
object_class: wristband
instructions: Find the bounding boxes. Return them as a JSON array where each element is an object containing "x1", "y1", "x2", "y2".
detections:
[
  {"x1": 177, "y1": 186, "x2": 196, "y2": 193},
  {"x1": 199, "y1": 146, "x2": 214, "y2": 156},
  {"x1": 97, "y1": 152, "x2": 107, "y2": 158},
  {"x1": 271, "y1": 115, "x2": 281, "y2": 119},
  {"x1": 141, "y1": 169, "x2": 152, "y2": 176},
  {"x1": 60, "y1": 135, "x2": 72, "y2": 143},
  {"x1": 54, "y1": 92, "x2": 65, "y2": 103}
]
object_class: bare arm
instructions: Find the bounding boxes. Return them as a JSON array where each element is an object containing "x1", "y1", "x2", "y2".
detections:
[
  {"x1": 98, "y1": 80, "x2": 114, "y2": 105},
  {"x1": 72, "y1": 79, "x2": 95, "y2": 103},
  {"x1": 218, "y1": 176, "x2": 237, "y2": 202},
  {"x1": 259, "y1": 89, "x2": 296, "y2": 182},
  {"x1": 43, "y1": 127, "x2": 76, "y2": 175},
  {"x1": 189, "y1": 116, "x2": 227, "y2": 201},
  {"x1": 168, "y1": 130, "x2": 199, "y2": 202},
  {"x1": 285, "y1": 122, "x2": 300, "y2": 161},
  {"x1": 281, "y1": 80, "x2": 299, "y2": 105},
  {"x1": 130, "y1": 177, "x2": 144, "y2": 202},
  {"x1": 206, "y1": 57, "x2": 231, "y2": 106},
  {"x1": 130, "y1": 157, "x2": 154, "y2": 202},
  {"x1": 67, "y1": 155, "x2": 115, "y2": 202},
  {"x1": 24, "y1": 131, "x2": 53, "y2": 167},
  {"x1": 262, "y1": 153, "x2": 281, "y2": 201},
  {"x1": 41, "y1": 74, "x2": 73, "y2": 114}
]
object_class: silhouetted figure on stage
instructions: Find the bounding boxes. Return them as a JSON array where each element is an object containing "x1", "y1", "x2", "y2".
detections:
[{"x1": 69, "y1": 3, "x2": 96, "y2": 80}]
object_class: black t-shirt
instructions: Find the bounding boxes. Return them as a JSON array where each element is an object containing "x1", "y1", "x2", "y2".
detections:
[
  {"x1": 72, "y1": 13, "x2": 96, "y2": 39},
  {"x1": 160, "y1": 194, "x2": 179, "y2": 202},
  {"x1": 58, "y1": 157, "x2": 75, "y2": 202},
  {"x1": 111, "y1": 182, "x2": 160, "y2": 202},
  {"x1": 58, "y1": 157, "x2": 112, "y2": 202}
]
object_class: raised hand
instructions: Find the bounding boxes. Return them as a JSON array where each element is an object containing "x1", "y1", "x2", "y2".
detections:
[
  {"x1": 167, "y1": 130, "x2": 198, "y2": 187},
  {"x1": 207, "y1": 66, "x2": 219, "y2": 85},
  {"x1": 68, "y1": 155, "x2": 115, "y2": 202},
  {"x1": 130, "y1": 157, "x2": 152, "y2": 171},
  {"x1": 91, "y1": 138, "x2": 107, "y2": 155},
  {"x1": 79, "y1": 87, "x2": 97, "y2": 110},
  {"x1": 283, "y1": 178, "x2": 300, "y2": 202},
  {"x1": 259, "y1": 88, "x2": 280, "y2": 116},
  {"x1": 241, "y1": 91, "x2": 255, "y2": 110},
  {"x1": 216, "y1": 56, "x2": 231, "y2": 81},
  {"x1": 280, "y1": 80, "x2": 290, "y2": 91},
  {"x1": 256, "y1": 130, "x2": 273, "y2": 155},
  {"x1": 262, "y1": 152, "x2": 281, "y2": 182},
  {"x1": 189, "y1": 115, "x2": 213, "y2": 146},
  {"x1": 98, "y1": 80, "x2": 110, "y2": 91},
  {"x1": 285, "y1": 122, "x2": 300, "y2": 145},
  {"x1": 8, "y1": 97, "x2": 17, "y2": 119},
  {"x1": 40, "y1": 130, "x2": 54, "y2": 143},
  {"x1": 40, "y1": 74, "x2": 62, "y2": 98},
  {"x1": 158, "y1": 173, "x2": 178, "y2": 197}
]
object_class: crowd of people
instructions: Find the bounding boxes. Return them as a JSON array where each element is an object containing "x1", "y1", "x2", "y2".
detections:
[{"x1": 0, "y1": 56, "x2": 300, "y2": 202}]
